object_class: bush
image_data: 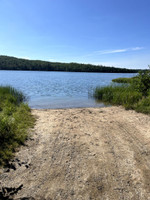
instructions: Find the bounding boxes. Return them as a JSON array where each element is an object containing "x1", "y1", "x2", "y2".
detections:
[{"x1": 132, "y1": 69, "x2": 150, "y2": 96}]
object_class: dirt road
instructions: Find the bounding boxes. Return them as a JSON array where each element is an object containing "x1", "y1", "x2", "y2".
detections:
[{"x1": 0, "y1": 106, "x2": 150, "y2": 199}]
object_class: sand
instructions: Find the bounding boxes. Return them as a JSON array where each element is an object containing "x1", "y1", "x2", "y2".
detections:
[{"x1": 0, "y1": 106, "x2": 150, "y2": 199}]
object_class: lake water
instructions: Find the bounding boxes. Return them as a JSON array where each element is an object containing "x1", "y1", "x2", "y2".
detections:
[{"x1": 0, "y1": 71, "x2": 136, "y2": 109}]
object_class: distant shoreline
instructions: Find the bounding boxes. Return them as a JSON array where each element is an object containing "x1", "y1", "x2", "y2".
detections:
[
  {"x1": 0, "y1": 55, "x2": 140, "y2": 73},
  {"x1": 0, "y1": 69, "x2": 138, "y2": 73}
]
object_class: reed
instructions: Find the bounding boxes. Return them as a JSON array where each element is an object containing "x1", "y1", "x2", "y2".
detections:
[{"x1": 94, "y1": 68, "x2": 150, "y2": 114}]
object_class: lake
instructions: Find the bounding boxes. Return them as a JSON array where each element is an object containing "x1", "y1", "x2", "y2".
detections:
[{"x1": 0, "y1": 71, "x2": 136, "y2": 109}]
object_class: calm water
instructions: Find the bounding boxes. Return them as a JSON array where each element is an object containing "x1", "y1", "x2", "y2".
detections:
[{"x1": 0, "y1": 71, "x2": 136, "y2": 109}]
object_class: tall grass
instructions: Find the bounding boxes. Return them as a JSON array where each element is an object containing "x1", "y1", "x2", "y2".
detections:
[
  {"x1": 94, "y1": 85, "x2": 142, "y2": 109},
  {"x1": 112, "y1": 76, "x2": 138, "y2": 84},
  {"x1": 112, "y1": 77, "x2": 133, "y2": 84},
  {"x1": 94, "y1": 68, "x2": 150, "y2": 114},
  {"x1": 0, "y1": 86, "x2": 35, "y2": 166},
  {"x1": 135, "y1": 96, "x2": 150, "y2": 114}
]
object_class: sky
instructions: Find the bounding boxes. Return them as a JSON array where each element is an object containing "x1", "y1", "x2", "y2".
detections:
[{"x1": 0, "y1": 0, "x2": 150, "y2": 69}]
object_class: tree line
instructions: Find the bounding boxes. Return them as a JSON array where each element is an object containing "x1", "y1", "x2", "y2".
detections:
[{"x1": 0, "y1": 55, "x2": 139, "y2": 73}]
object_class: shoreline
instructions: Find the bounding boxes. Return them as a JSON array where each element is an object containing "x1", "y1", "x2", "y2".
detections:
[{"x1": 31, "y1": 104, "x2": 111, "y2": 111}]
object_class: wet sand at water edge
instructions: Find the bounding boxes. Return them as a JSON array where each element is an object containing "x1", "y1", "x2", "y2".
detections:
[{"x1": 0, "y1": 106, "x2": 150, "y2": 199}]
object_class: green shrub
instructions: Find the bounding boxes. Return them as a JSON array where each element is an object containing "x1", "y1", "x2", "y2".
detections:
[{"x1": 132, "y1": 70, "x2": 150, "y2": 96}]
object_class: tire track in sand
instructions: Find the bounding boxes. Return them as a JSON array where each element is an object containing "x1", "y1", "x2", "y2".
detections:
[{"x1": 0, "y1": 107, "x2": 150, "y2": 199}]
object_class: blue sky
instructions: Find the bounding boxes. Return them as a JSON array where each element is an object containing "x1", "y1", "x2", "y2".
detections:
[{"x1": 0, "y1": 0, "x2": 150, "y2": 69}]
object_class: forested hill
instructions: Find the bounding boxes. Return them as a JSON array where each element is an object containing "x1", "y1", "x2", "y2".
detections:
[{"x1": 0, "y1": 55, "x2": 139, "y2": 73}]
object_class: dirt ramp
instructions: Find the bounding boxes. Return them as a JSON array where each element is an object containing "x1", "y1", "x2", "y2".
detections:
[{"x1": 0, "y1": 107, "x2": 150, "y2": 199}]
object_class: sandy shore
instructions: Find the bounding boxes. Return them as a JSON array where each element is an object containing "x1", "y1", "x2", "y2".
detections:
[{"x1": 0, "y1": 106, "x2": 150, "y2": 199}]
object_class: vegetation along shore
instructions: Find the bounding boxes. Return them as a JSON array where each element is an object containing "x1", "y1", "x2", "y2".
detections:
[
  {"x1": 94, "y1": 68, "x2": 150, "y2": 114},
  {"x1": 0, "y1": 86, "x2": 35, "y2": 166}
]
